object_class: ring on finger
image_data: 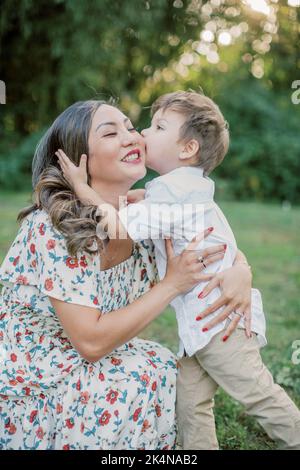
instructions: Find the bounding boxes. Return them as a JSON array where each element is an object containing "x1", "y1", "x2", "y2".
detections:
[
  {"x1": 233, "y1": 311, "x2": 243, "y2": 318},
  {"x1": 198, "y1": 256, "x2": 207, "y2": 268}
]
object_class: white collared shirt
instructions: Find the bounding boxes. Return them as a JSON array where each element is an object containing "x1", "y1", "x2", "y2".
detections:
[{"x1": 119, "y1": 167, "x2": 266, "y2": 357}]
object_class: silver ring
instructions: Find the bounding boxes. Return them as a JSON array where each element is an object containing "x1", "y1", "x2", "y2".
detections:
[{"x1": 233, "y1": 311, "x2": 243, "y2": 318}]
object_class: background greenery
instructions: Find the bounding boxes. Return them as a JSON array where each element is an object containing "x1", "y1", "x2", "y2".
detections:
[
  {"x1": 1, "y1": 0, "x2": 300, "y2": 201},
  {"x1": 0, "y1": 0, "x2": 299, "y2": 450}
]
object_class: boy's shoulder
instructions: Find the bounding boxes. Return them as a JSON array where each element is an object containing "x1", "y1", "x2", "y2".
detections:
[{"x1": 145, "y1": 166, "x2": 215, "y2": 203}]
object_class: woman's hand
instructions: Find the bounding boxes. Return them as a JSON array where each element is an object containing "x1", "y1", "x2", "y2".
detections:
[
  {"x1": 198, "y1": 263, "x2": 253, "y2": 340},
  {"x1": 163, "y1": 228, "x2": 227, "y2": 296}
]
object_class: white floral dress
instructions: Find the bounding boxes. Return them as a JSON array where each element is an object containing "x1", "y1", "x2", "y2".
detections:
[{"x1": 0, "y1": 209, "x2": 177, "y2": 450}]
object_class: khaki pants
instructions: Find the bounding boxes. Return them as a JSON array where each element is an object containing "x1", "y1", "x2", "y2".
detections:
[{"x1": 176, "y1": 328, "x2": 300, "y2": 450}]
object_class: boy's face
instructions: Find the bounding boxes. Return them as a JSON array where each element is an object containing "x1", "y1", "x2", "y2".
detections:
[{"x1": 141, "y1": 109, "x2": 186, "y2": 175}]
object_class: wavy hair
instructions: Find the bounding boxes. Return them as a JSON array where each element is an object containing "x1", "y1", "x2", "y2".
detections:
[{"x1": 18, "y1": 100, "x2": 111, "y2": 256}]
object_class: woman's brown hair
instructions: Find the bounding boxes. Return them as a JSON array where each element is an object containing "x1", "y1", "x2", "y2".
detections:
[{"x1": 18, "y1": 100, "x2": 109, "y2": 256}]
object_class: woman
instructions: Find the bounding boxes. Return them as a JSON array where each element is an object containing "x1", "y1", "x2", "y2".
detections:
[{"x1": 0, "y1": 100, "x2": 252, "y2": 450}]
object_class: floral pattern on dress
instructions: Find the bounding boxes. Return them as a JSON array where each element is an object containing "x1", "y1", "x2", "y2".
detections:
[{"x1": 0, "y1": 209, "x2": 177, "y2": 450}]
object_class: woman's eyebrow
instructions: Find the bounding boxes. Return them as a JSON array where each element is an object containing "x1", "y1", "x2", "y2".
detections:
[{"x1": 95, "y1": 118, "x2": 130, "y2": 132}]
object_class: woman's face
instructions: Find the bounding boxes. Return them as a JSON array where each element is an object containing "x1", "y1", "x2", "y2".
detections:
[{"x1": 88, "y1": 104, "x2": 146, "y2": 187}]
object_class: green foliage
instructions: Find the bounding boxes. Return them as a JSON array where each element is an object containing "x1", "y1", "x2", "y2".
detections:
[
  {"x1": 0, "y1": 129, "x2": 44, "y2": 190},
  {"x1": 0, "y1": 0, "x2": 299, "y2": 201},
  {"x1": 215, "y1": 80, "x2": 300, "y2": 203}
]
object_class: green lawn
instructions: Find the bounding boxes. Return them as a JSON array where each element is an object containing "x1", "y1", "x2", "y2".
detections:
[{"x1": 1, "y1": 191, "x2": 299, "y2": 450}]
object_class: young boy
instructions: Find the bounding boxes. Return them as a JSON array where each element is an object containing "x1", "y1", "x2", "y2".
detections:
[{"x1": 56, "y1": 91, "x2": 300, "y2": 449}]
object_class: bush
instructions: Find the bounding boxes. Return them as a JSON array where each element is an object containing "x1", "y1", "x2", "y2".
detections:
[{"x1": 215, "y1": 80, "x2": 300, "y2": 203}]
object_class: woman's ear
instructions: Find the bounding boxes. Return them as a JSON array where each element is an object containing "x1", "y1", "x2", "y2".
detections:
[{"x1": 179, "y1": 139, "x2": 199, "y2": 161}]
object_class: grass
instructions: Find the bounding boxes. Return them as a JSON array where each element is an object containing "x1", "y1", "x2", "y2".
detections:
[{"x1": 1, "y1": 191, "x2": 299, "y2": 450}]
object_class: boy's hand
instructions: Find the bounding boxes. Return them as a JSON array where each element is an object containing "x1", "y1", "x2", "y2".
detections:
[
  {"x1": 55, "y1": 149, "x2": 88, "y2": 189},
  {"x1": 126, "y1": 189, "x2": 146, "y2": 204}
]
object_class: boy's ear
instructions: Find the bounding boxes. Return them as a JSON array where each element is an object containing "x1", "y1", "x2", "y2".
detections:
[{"x1": 179, "y1": 139, "x2": 199, "y2": 161}]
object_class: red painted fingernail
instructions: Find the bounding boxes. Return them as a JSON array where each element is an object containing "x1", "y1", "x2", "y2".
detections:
[
  {"x1": 202, "y1": 327, "x2": 208, "y2": 332},
  {"x1": 198, "y1": 291, "x2": 204, "y2": 299},
  {"x1": 223, "y1": 244, "x2": 227, "y2": 250},
  {"x1": 196, "y1": 315, "x2": 202, "y2": 321},
  {"x1": 222, "y1": 335, "x2": 229, "y2": 342},
  {"x1": 208, "y1": 227, "x2": 214, "y2": 232}
]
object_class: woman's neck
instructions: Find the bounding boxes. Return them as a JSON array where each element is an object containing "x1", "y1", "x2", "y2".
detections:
[{"x1": 91, "y1": 180, "x2": 131, "y2": 209}]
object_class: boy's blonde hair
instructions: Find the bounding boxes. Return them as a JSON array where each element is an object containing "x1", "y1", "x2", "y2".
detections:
[{"x1": 151, "y1": 90, "x2": 229, "y2": 175}]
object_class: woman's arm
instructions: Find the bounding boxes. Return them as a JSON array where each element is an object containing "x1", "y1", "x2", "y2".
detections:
[
  {"x1": 50, "y1": 230, "x2": 221, "y2": 363},
  {"x1": 51, "y1": 276, "x2": 179, "y2": 363},
  {"x1": 198, "y1": 249, "x2": 253, "y2": 339}
]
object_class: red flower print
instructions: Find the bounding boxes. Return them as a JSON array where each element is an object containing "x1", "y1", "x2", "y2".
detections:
[
  {"x1": 9, "y1": 379, "x2": 18, "y2": 386},
  {"x1": 63, "y1": 444, "x2": 70, "y2": 450},
  {"x1": 133, "y1": 407, "x2": 142, "y2": 422},
  {"x1": 106, "y1": 390, "x2": 119, "y2": 405},
  {"x1": 152, "y1": 381, "x2": 157, "y2": 392},
  {"x1": 111, "y1": 357, "x2": 122, "y2": 366},
  {"x1": 140, "y1": 268, "x2": 147, "y2": 281},
  {"x1": 16, "y1": 376, "x2": 24, "y2": 383},
  {"x1": 46, "y1": 239, "x2": 56, "y2": 250},
  {"x1": 39, "y1": 223, "x2": 45, "y2": 235},
  {"x1": 142, "y1": 419, "x2": 150, "y2": 433},
  {"x1": 80, "y1": 391, "x2": 90, "y2": 404},
  {"x1": 140, "y1": 374, "x2": 150, "y2": 386},
  {"x1": 36, "y1": 426, "x2": 44, "y2": 439},
  {"x1": 99, "y1": 411, "x2": 111, "y2": 426},
  {"x1": 66, "y1": 257, "x2": 79, "y2": 269},
  {"x1": 147, "y1": 350, "x2": 157, "y2": 357},
  {"x1": 23, "y1": 387, "x2": 31, "y2": 396},
  {"x1": 80, "y1": 422, "x2": 85, "y2": 433},
  {"x1": 147, "y1": 359, "x2": 157, "y2": 369},
  {"x1": 114, "y1": 410, "x2": 119, "y2": 417},
  {"x1": 76, "y1": 379, "x2": 81, "y2": 391},
  {"x1": 10, "y1": 353, "x2": 17, "y2": 362},
  {"x1": 30, "y1": 243, "x2": 36, "y2": 254},
  {"x1": 44, "y1": 278, "x2": 54, "y2": 291},
  {"x1": 155, "y1": 404, "x2": 161, "y2": 417},
  {"x1": 29, "y1": 410, "x2": 38, "y2": 423},
  {"x1": 98, "y1": 373, "x2": 105, "y2": 381},
  {"x1": 56, "y1": 403, "x2": 63, "y2": 414},
  {"x1": 65, "y1": 418, "x2": 74, "y2": 429},
  {"x1": 16, "y1": 275, "x2": 28, "y2": 285},
  {"x1": 80, "y1": 255, "x2": 88, "y2": 268},
  {"x1": 8, "y1": 423, "x2": 17, "y2": 435},
  {"x1": 13, "y1": 256, "x2": 20, "y2": 266},
  {"x1": 93, "y1": 297, "x2": 99, "y2": 305},
  {"x1": 31, "y1": 259, "x2": 37, "y2": 268}
]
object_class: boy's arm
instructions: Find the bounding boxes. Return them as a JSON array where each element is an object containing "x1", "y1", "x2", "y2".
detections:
[
  {"x1": 55, "y1": 150, "x2": 128, "y2": 239},
  {"x1": 234, "y1": 249, "x2": 252, "y2": 271}
]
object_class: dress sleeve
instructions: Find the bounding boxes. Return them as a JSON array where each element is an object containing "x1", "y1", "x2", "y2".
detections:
[{"x1": 0, "y1": 209, "x2": 101, "y2": 308}]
